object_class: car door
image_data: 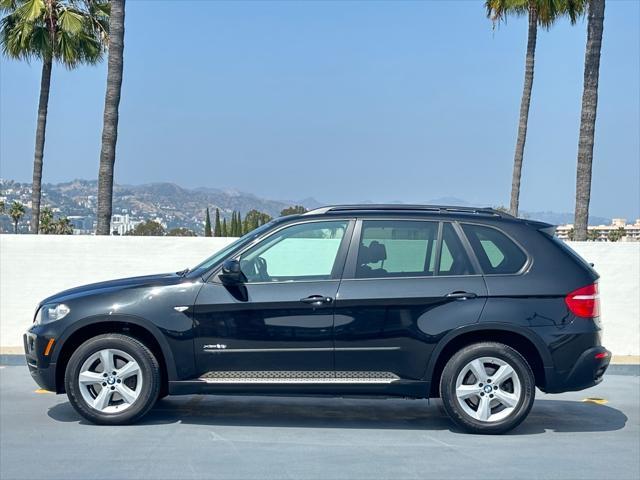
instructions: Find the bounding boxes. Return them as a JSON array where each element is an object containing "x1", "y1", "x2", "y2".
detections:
[
  {"x1": 334, "y1": 219, "x2": 487, "y2": 380},
  {"x1": 193, "y1": 219, "x2": 353, "y2": 377}
]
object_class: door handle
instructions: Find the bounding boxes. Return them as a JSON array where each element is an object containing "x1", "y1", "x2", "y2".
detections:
[
  {"x1": 300, "y1": 295, "x2": 333, "y2": 305},
  {"x1": 445, "y1": 291, "x2": 477, "y2": 300}
]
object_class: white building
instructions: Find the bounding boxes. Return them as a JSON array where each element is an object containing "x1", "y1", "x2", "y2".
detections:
[
  {"x1": 111, "y1": 214, "x2": 142, "y2": 236},
  {"x1": 556, "y1": 218, "x2": 640, "y2": 241}
]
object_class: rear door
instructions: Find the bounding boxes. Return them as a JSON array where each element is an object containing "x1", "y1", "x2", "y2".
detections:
[{"x1": 334, "y1": 219, "x2": 487, "y2": 380}]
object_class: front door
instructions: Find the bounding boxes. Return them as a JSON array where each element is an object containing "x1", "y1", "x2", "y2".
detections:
[
  {"x1": 334, "y1": 220, "x2": 487, "y2": 380},
  {"x1": 193, "y1": 219, "x2": 353, "y2": 377}
]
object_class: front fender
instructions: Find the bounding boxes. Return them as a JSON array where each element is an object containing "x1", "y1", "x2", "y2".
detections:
[{"x1": 51, "y1": 313, "x2": 182, "y2": 381}]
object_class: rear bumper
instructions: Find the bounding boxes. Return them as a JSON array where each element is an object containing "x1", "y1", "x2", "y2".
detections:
[
  {"x1": 543, "y1": 346, "x2": 611, "y2": 393},
  {"x1": 24, "y1": 332, "x2": 57, "y2": 392}
]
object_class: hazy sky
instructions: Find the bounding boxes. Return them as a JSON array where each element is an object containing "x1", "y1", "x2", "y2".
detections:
[{"x1": 1, "y1": 0, "x2": 638, "y2": 219}]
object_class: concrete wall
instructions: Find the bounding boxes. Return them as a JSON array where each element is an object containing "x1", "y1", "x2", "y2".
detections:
[
  {"x1": 1, "y1": 235, "x2": 638, "y2": 355},
  {"x1": 0, "y1": 235, "x2": 236, "y2": 348},
  {"x1": 566, "y1": 242, "x2": 639, "y2": 356}
]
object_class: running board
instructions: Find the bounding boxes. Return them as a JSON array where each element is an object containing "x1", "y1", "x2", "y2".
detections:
[{"x1": 198, "y1": 371, "x2": 400, "y2": 384}]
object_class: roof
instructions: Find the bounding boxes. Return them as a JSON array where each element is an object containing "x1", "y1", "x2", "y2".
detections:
[{"x1": 303, "y1": 204, "x2": 516, "y2": 219}]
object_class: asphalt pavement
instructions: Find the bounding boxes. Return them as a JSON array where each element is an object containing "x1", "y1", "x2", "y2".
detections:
[{"x1": 1, "y1": 365, "x2": 638, "y2": 480}]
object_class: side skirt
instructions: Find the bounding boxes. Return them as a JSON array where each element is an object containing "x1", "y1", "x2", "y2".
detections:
[{"x1": 169, "y1": 379, "x2": 430, "y2": 398}]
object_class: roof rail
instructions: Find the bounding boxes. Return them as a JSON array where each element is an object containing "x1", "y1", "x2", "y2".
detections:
[{"x1": 303, "y1": 204, "x2": 515, "y2": 218}]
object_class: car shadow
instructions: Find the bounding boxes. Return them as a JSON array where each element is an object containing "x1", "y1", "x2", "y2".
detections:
[{"x1": 47, "y1": 395, "x2": 628, "y2": 435}]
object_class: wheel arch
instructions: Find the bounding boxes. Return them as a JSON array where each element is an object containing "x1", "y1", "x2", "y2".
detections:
[
  {"x1": 52, "y1": 314, "x2": 176, "y2": 395},
  {"x1": 425, "y1": 323, "x2": 552, "y2": 397}
]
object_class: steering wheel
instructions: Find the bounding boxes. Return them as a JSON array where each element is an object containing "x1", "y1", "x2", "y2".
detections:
[{"x1": 255, "y1": 256, "x2": 269, "y2": 281}]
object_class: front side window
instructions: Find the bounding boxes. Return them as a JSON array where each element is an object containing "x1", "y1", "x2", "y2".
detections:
[
  {"x1": 239, "y1": 221, "x2": 348, "y2": 282},
  {"x1": 189, "y1": 221, "x2": 276, "y2": 276},
  {"x1": 461, "y1": 224, "x2": 527, "y2": 274},
  {"x1": 356, "y1": 220, "x2": 438, "y2": 278}
]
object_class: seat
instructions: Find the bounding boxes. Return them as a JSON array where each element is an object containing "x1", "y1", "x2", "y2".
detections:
[{"x1": 357, "y1": 241, "x2": 388, "y2": 277}]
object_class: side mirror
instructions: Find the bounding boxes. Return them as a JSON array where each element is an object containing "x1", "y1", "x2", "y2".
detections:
[{"x1": 219, "y1": 259, "x2": 246, "y2": 285}]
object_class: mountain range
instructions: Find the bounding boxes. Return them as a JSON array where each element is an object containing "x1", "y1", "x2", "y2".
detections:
[{"x1": 0, "y1": 179, "x2": 611, "y2": 234}]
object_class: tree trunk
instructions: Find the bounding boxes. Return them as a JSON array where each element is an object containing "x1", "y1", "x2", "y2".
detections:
[
  {"x1": 509, "y1": 7, "x2": 537, "y2": 218},
  {"x1": 574, "y1": 0, "x2": 605, "y2": 241},
  {"x1": 30, "y1": 57, "x2": 53, "y2": 234},
  {"x1": 96, "y1": 0, "x2": 126, "y2": 235},
  {"x1": 13, "y1": 220, "x2": 18, "y2": 234}
]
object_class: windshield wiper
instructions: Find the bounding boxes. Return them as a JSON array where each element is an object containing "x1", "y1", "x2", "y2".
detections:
[{"x1": 176, "y1": 268, "x2": 190, "y2": 277}]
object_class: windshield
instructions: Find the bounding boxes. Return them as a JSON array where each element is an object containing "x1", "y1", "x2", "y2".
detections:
[{"x1": 187, "y1": 221, "x2": 277, "y2": 277}]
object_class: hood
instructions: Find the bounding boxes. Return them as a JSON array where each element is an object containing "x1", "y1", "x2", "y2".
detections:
[{"x1": 39, "y1": 272, "x2": 182, "y2": 306}]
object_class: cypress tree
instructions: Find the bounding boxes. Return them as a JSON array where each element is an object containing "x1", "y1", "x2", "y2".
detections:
[
  {"x1": 214, "y1": 208, "x2": 222, "y2": 237},
  {"x1": 204, "y1": 208, "x2": 212, "y2": 237},
  {"x1": 237, "y1": 211, "x2": 244, "y2": 236},
  {"x1": 230, "y1": 212, "x2": 236, "y2": 237},
  {"x1": 221, "y1": 218, "x2": 228, "y2": 237}
]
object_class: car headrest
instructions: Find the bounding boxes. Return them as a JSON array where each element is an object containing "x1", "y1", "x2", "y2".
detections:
[{"x1": 360, "y1": 241, "x2": 387, "y2": 264}]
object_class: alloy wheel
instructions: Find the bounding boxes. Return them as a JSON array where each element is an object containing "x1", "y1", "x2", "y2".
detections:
[
  {"x1": 455, "y1": 356, "x2": 522, "y2": 423},
  {"x1": 77, "y1": 348, "x2": 143, "y2": 413}
]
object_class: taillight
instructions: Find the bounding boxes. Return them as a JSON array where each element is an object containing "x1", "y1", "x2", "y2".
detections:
[{"x1": 565, "y1": 283, "x2": 600, "y2": 318}]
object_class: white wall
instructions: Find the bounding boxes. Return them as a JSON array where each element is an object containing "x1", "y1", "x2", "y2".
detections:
[
  {"x1": 0, "y1": 235, "x2": 236, "y2": 348},
  {"x1": 1, "y1": 236, "x2": 638, "y2": 355},
  {"x1": 567, "y1": 242, "x2": 639, "y2": 356}
]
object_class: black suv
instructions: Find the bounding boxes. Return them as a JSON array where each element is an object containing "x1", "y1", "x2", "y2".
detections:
[{"x1": 24, "y1": 205, "x2": 610, "y2": 434}]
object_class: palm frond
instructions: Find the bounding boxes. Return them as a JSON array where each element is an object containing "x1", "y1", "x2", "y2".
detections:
[
  {"x1": 15, "y1": 0, "x2": 44, "y2": 22},
  {"x1": 59, "y1": 8, "x2": 83, "y2": 34},
  {"x1": 485, "y1": 0, "x2": 528, "y2": 25},
  {"x1": 0, "y1": 0, "x2": 19, "y2": 15},
  {"x1": 1, "y1": 0, "x2": 109, "y2": 66},
  {"x1": 486, "y1": 0, "x2": 588, "y2": 29}
]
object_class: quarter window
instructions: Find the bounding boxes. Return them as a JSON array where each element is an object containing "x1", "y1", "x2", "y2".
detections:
[
  {"x1": 239, "y1": 221, "x2": 348, "y2": 282},
  {"x1": 461, "y1": 224, "x2": 527, "y2": 274},
  {"x1": 356, "y1": 220, "x2": 438, "y2": 278}
]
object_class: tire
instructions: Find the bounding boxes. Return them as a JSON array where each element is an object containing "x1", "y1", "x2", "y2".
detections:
[
  {"x1": 439, "y1": 342, "x2": 535, "y2": 434},
  {"x1": 64, "y1": 334, "x2": 160, "y2": 425}
]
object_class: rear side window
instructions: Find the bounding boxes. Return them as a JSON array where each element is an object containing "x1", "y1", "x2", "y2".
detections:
[
  {"x1": 356, "y1": 220, "x2": 438, "y2": 278},
  {"x1": 461, "y1": 224, "x2": 527, "y2": 274}
]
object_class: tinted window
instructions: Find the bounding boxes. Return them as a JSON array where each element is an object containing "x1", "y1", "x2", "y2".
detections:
[
  {"x1": 240, "y1": 221, "x2": 348, "y2": 282},
  {"x1": 356, "y1": 220, "x2": 438, "y2": 278},
  {"x1": 462, "y1": 224, "x2": 527, "y2": 274},
  {"x1": 189, "y1": 221, "x2": 276, "y2": 275},
  {"x1": 439, "y1": 223, "x2": 473, "y2": 275}
]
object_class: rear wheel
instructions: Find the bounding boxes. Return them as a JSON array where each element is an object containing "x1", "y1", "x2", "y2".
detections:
[
  {"x1": 64, "y1": 334, "x2": 160, "y2": 425},
  {"x1": 440, "y1": 342, "x2": 535, "y2": 434}
]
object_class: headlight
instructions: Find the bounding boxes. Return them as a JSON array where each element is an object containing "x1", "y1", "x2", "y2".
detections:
[{"x1": 34, "y1": 304, "x2": 70, "y2": 325}]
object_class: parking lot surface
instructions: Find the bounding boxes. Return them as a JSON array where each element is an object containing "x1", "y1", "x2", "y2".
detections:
[{"x1": 1, "y1": 365, "x2": 638, "y2": 480}]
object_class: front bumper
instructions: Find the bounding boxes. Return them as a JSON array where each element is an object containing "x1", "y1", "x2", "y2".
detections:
[
  {"x1": 24, "y1": 332, "x2": 58, "y2": 392},
  {"x1": 543, "y1": 346, "x2": 611, "y2": 393}
]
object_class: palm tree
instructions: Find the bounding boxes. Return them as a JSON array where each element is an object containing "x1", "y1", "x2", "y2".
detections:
[
  {"x1": 9, "y1": 201, "x2": 25, "y2": 233},
  {"x1": 574, "y1": 0, "x2": 605, "y2": 241},
  {"x1": 39, "y1": 206, "x2": 55, "y2": 233},
  {"x1": 486, "y1": 0, "x2": 585, "y2": 216},
  {"x1": 96, "y1": 0, "x2": 124, "y2": 235},
  {"x1": 0, "y1": 0, "x2": 109, "y2": 233}
]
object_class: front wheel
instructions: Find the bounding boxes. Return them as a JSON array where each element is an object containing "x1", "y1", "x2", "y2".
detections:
[
  {"x1": 64, "y1": 334, "x2": 160, "y2": 425},
  {"x1": 440, "y1": 342, "x2": 535, "y2": 434}
]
